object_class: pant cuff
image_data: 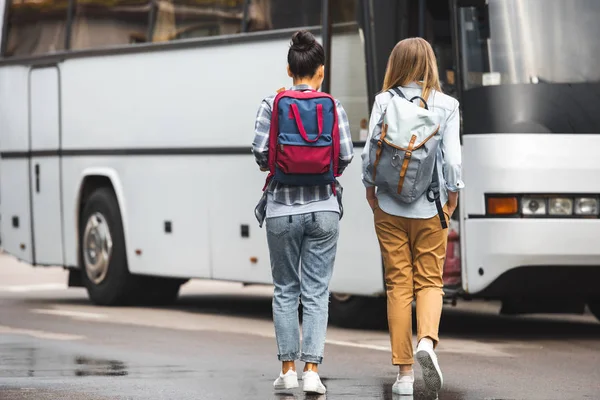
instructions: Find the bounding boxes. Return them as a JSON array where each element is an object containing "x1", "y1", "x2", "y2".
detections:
[
  {"x1": 300, "y1": 353, "x2": 323, "y2": 364},
  {"x1": 392, "y1": 358, "x2": 414, "y2": 365},
  {"x1": 278, "y1": 352, "x2": 299, "y2": 361},
  {"x1": 417, "y1": 335, "x2": 440, "y2": 348}
]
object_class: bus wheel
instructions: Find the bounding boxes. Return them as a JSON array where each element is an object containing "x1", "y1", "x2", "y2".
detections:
[
  {"x1": 588, "y1": 301, "x2": 600, "y2": 322},
  {"x1": 137, "y1": 277, "x2": 185, "y2": 306},
  {"x1": 80, "y1": 187, "x2": 136, "y2": 306},
  {"x1": 329, "y1": 293, "x2": 386, "y2": 329}
]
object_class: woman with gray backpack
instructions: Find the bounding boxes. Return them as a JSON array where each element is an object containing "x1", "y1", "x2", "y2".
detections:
[{"x1": 361, "y1": 37, "x2": 464, "y2": 396}]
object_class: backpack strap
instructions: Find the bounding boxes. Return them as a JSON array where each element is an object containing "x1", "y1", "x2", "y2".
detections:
[
  {"x1": 426, "y1": 158, "x2": 448, "y2": 230},
  {"x1": 389, "y1": 87, "x2": 406, "y2": 99},
  {"x1": 389, "y1": 87, "x2": 429, "y2": 109}
]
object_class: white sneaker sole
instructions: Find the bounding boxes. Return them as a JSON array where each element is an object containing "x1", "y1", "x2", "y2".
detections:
[
  {"x1": 303, "y1": 376, "x2": 326, "y2": 395},
  {"x1": 303, "y1": 383, "x2": 326, "y2": 395},
  {"x1": 274, "y1": 377, "x2": 299, "y2": 390},
  {"x1": 416, "y1": 348, "x2": 443, "y2": 392},
  {"x1": 392, "y1": 383, "x2": 414, "y2": 395}
]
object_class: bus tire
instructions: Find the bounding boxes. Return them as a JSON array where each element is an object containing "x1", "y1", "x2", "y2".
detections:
[
  {"x1": 329, "y1": 293, "x2": 386, "y2": 329},
  {"x1": 79, "y1": 187, "x2": 136, "y2": 306},
  {"x1": 588, "y1": 301, "x2": 600, "y2": 322},
  {"x1": 137, "y1": 276, "x2": 184, "y2": 306}
]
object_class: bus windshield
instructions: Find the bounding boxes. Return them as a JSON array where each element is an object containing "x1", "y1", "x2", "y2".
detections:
[{"x1": 458, "y1": 0, "x2": 600, "y2": 90}]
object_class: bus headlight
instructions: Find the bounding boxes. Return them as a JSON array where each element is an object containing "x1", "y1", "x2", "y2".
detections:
[
  {"x1": 574, "y1": 198, "x2": 599, "y2": 215},
  {"x1": 548, "y1": 198, "x2": 573, "y2": 216},
  {"x1": 522, "y1": 197, "x2": 546, "y2": 215}
]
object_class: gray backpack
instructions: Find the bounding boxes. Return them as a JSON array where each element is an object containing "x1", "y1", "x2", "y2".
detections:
[{"x1": 366, "y1": 87, "x2": 447, "y2": 228}]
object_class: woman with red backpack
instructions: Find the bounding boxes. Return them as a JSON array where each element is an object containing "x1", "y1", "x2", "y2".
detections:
[{"x1": 251, "y1": 30, "x2": 354, "y2": 395}]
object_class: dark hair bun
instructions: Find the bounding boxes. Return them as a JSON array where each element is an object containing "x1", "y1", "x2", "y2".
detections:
[
  {"x1": 288, "y1": 30, "x2": 324, "y2": 78},
  {"x1": 291, "y1": 30, "x2": 316, "y2": 52}
]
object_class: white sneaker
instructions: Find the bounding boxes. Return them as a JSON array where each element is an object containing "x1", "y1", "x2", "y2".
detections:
[
  {"x1": 416, "y1": 340, "x2": 443, "y2": 392},
  {"x1": 273, "y1": 370, "x2": 299, "y2": 390},
  {"x1": 302, "y1": 370, "x2": 327, "y2": 394},
  {"x1": 392, "y1": 372, "x2": 414, "y2": 395}
]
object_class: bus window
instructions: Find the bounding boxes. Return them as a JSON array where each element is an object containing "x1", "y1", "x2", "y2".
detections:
[
  {"x1": 3, "y1": 0, "x2": 68, "y2": 57},
  {"x1": 425, "y1": 2, "x2": 458, "y2": 99},
  {"x1": 458, "y1": 0, "x2": 600, "y2": 90},
  {"x1": 247, "y1": 0, "x2": 320, "y2": 32},
  {"x1": 247, "y1": 0, "x2": 355, "y2": 33},
  {"x1": 403, "y1": 1, "x2": 457, "y2": 100},
  {"x1": 330, "y1": 0, "x2": 357, "y2": 24},
  {"x1": 70, "y1": 0, "x2": 152, "y2": 49},
  {"x1": 152, "y1": 0, "x2": 245, "y2": 42}
]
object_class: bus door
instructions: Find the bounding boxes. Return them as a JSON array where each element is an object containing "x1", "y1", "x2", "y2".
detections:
[{"x1": 29, "y1": 65, "x2": 64, "y2": 266}]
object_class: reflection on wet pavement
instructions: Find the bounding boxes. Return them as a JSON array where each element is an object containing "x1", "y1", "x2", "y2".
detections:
[
  {"x1": 0, "y1": 339, "x2": 523, "y2": 399},
  {"x1": 268, "y1": 380, "x2": 472, "y2": 400},
  {"x1": 74, "y1": 356, "x2": 127, "y2": 377},
  {"x1": 0, "y1": 344, "x2": 128, "y2": 378},
  {"x1": 0, "y1": 342, "x2": 193, "y2": 379}
]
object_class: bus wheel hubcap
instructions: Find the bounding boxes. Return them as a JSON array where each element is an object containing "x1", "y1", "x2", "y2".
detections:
[{"x1": 83, "y1": 213, "x2": 113, "y2": 285}]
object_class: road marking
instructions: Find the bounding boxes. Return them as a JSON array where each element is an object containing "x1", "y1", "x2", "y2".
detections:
[
  {"x1": 31, "y1": 309, "x2": 107, "y2": 320},
  {"x1": 325, "y1": 339, "x2": 390, "y2": 352},
  {"x1": 0, "y1": 325, "x2": 84, "y2": 341},
  {"x1": 0, "y1": 283, "x2": 66, "y2": 292},
  {"x1": 26, "y1": 305, "x2": 522, "y2": 358}
]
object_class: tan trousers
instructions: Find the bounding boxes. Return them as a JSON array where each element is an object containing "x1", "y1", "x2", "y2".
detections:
[{"x1": 374, "y1": 205, "x2": 449, "y2": 365}]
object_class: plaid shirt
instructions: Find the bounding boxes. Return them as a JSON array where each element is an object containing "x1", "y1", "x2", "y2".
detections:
[{"x1": 252, "y1": 84, "x2": 354, "y2": 226}]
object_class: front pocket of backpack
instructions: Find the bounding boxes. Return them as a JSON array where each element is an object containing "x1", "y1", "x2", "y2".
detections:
[{"x1": 277, "y1": 145, "x2": 331, "y2": 174}]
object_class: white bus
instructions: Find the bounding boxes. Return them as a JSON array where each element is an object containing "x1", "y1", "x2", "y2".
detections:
[{"x1": 1, "y1": 0, "x2": 599, "y2": 326}]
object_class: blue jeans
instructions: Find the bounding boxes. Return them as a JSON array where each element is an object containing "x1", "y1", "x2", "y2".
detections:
[{"x1": 266, "y1": 211, "x2": 339, "y2": 364}]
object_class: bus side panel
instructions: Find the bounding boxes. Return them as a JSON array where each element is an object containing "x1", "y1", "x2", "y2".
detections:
[
  {"x1": 61, "y1": 156, "x2": 213, "y2": 278},
  {"x1": 208, "y1": 156, "x2": 272, "y2": 284},
  {"x1": 0, "y1": 67, "x2": 30, "y2": 151},
  {"x1": 57, "y1": 32, "x2": 383, "y2": 294},
  {"x1": 59, "y1": 44, "x2": 287, "y2": 151},
  {"x1": 330, "y1": 150, "x2": 384, "y2": 296},
  {"x1": 118, "y1": 156, "x2": 213, "y2": 278},
  {"x1": 0, "y1": 67, "x2": 33, "y2": 263},
  {"x1": 0, "y1": 160, "x2": 33, "y2": 264}
]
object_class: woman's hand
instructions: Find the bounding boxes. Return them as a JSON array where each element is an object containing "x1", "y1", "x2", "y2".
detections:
[
  {"x1": 448, "y1": 191, "x2": 459, "y2": 217},
  {"x1": 367, "y1": 197, "x2": 378, "y2": 211},
  {"x1": 366, "y1": 187, "x2": 378, "y2": 211}
]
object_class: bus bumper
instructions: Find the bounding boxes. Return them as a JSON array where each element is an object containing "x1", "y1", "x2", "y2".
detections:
[{"x1": 462, "y1": 218, "x2": 600, "y2": 298}]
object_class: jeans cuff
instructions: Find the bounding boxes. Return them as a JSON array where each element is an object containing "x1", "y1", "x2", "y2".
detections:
[
  {"x1": 278, "y1": 352, "x2": 299, "y2": 361},
  {"x1": 300, "y1": 353, "x2": 323, "y2": 364}
]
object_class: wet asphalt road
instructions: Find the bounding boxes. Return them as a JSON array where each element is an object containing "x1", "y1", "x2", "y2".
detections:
[{"x1": 1, "y1": 253, "x2": 599, "y2": 400}]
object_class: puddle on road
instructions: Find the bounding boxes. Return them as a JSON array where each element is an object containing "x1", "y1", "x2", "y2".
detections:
[
  {"x1": 0, "y1": 344, "x2": 192, "y2": 379},
  {"x1": 74, "y1": 356, "x2": 127, "y2": 377}
]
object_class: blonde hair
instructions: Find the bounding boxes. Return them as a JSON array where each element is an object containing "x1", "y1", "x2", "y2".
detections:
[{"x1": 382, "y1": 37, "x2": 441, "y2": 105}]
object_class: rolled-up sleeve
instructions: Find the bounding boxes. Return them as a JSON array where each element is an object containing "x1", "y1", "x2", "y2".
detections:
[
  {"x1": 361, "y1": 97, "x2": 384, "y2": 187},
  {"x1": 441, "y1": 102, "x2": 465, "y2": 192}
]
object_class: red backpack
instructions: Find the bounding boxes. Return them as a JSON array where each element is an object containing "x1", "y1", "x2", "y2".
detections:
[{"x1": 264, "y1": 88, "x2": 341, "y2": 190}]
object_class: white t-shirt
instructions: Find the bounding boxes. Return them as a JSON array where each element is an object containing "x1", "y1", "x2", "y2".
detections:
[{"x1": 266, "y1": 193, "x2": 340, "y2": 219}]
